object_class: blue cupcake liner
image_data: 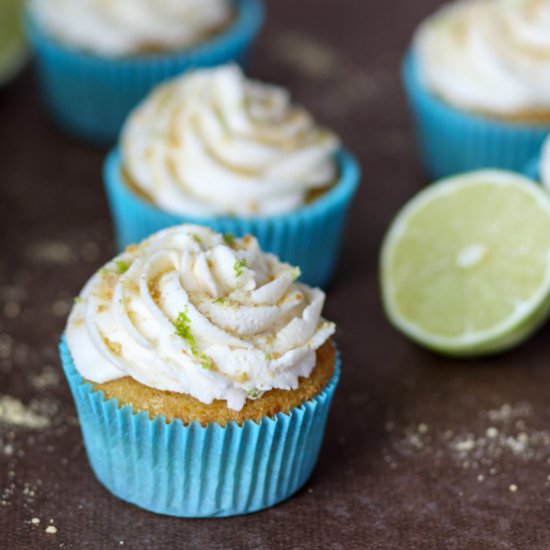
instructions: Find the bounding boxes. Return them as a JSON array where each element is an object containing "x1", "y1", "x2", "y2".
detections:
[
  {"x1": 25, "y1": 0, "x2": 265, "y2": 144},
  {"x1": 523, "y1": 155, "x2": 542, "y2": 182},
  {"x1": 103, "y1": 147, "x2": 360, "y2": 288},
  {"x1": 403, "y1": 51, "x2": 550, "y2": 180},
  {"x1": 59, "y1": 336, "x2": 340, "y2": 518}
]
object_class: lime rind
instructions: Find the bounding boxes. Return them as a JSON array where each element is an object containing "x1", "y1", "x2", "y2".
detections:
[
  {"x1": 0, "y1": 0, "x2": 27, "y2": 86},
  {"x1": 381, "y1": 170, "x2": 550, "y2": 356}
]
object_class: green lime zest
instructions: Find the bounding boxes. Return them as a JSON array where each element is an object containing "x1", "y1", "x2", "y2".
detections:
[
  {"x1": 74, "y1": 296, "x2": 84, "y2": 304},
  {"x1": 212, "y1": 297, "x2": 225, "y2": 304},
  {"x1": 292, "y1": 267, "x2": 301, "y2": 281},
  {"x1": 234, "y1": 258, "x2": 248, "y2": 277},
  {"x1": 247, "y1": 389, "x2": 262, "y2": 398},
  {"x1": 173, "y1": 307, "x2": 213, "y2": 370},
  {"x1": 115, "y1": 260, "x2": 129, "y2": 274},
  {"x1": 223, "y1": 233, "x2": 235, "y2": 245},
  {"x1": 192, "y1": 234, "x2": 201, "y2": 244}
]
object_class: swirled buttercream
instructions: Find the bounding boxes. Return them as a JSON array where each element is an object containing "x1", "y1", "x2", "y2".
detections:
[
  {"x1": 66, "y1": 225, "x2": 335, "y2": 411},
  {"x1": 414, "y1": 0, "x2": 550, "y2": 117},
  {"x1": 121, "y1": 64, "x2": 340, "y2": 216},
  {"x1": 30, "y1": 0, "x2": 232, "y2": 57}
]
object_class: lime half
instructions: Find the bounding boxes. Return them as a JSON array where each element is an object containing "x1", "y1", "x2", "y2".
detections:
[
  {"x1": 381, "y1": 170, "x2": 550, "y2": 357},
  {"x1": 0, "y1": 0, "x2": 27, "y2": 86}
]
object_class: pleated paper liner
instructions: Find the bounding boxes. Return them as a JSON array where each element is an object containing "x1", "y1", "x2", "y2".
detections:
[
  {"x1": 59, "y1": 337, "x2": 341, "y2": 517},
  {"x1": 403, "y1": 52, "x2": 550, "y2": 180},
  {"x1": 25, "y1": 0, "x2": 265, "y2": 144},
  {"x1": 103, "y1": 147, "x2": 360, "y2": 288}
]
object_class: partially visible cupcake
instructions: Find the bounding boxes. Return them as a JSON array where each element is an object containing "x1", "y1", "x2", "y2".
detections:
[
  {"x1": 404, "y1": 0, "x2": 550, "y2": 179},
  {"x1": 537, "y1": 134, "x2": 550, "y2": 188},
  {"x1": 104, "y1": 63, "x2": 360, "y2": 287},
  {"x1": 60, "y1": 224, "x2": 339, "y2": 517},
  {"x1": 25, "y1": 0, "x2": 264, "y2": 143}
]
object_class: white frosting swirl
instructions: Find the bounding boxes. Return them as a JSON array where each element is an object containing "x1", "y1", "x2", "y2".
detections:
[
  {"x1": 414, "y1": 0, "x2": 550, "y2": 116},
  {"x1": 121, "y1": 64, "x2": 340, "y2": 216},
  {"x1": 30, "y1": 0, "x2": 232, "y2": 57},
  {"x1": 66, "y1": 225, "x2": 335, "y2": 411}
]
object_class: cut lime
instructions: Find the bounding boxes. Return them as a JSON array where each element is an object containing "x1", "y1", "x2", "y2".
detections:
[
  {"x1": 381, "y1": 170, "x2": 550, "y2": 357},
  {"x1": 0, "y1": 0, "x2": 27, "y2": 86}
]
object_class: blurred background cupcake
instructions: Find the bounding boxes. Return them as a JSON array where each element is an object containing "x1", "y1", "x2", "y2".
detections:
[
  {"x1": 0, "y1": 0, "x2": 27, "y2": 87},
  {"x1": 60, "y1": 224, "x2": 340, "y2": 517},
  {"x1": 25, "y1": 0, "x2": 264, "y2": 143},
  {"x1": 104, "y1": 63, "x2": 360, "y2": 288},
  {"x1": 404, "y1": 0, "x2": 550, "y2": 179}
]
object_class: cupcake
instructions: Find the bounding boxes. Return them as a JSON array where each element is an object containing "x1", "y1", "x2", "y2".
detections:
[
  {"x1": 60, "y1": 224, "x2": 339, "y2": 517},
  {"x1": 25, "y1": 0, "x2": 264, "y2": 143},
  {"x1": 104, "y1": 64, "x2": 360, "y2": 287},
  {"x1": 404, "y1": 0, "x2": 550, "y2": 179},
  {"x1": 536, "y1": 134, "x2": 550, "y2": 187}
]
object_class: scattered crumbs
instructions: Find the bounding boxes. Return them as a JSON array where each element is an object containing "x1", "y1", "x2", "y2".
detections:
[
  {"x1": 119, "y1": 541, "x2": 124, "y2": 546},
  {"x1": 29, "y1": 366, "x2": 60, "y2": 390},
  {"x1": 270, "y1": 30, "x2": 340, "y2": 78},
  {"x1": 454, "y1": 437, "x2": 475, "y2": 452},
  {"x1": 509, "y1": 484, "x2": 518, "y2": 493},
  {"x1": 51, "y1": 298, "x2": 72, "y2": 318},
  {"x1": 0, "y1": 396, "x2": 53, "y2": 429},
  {"x1": 488, "y1": 403, "x2": 532, "y2": 423},
  {"x1": 0, "y1": 284, "x2": 26, "y2": 304},
  {"x1": 387, "y1": 402, "x2": 550, "y2": 490},
  {"x1": 31, "y1": 518, "x2": 40, "y2": 525},
  {"x1": 0, "y1": 333, "x2": 13, "y2": 360},
  {"x1": 3, "y1": 302, "x2": 21, "y2": 319},
  {"x1": 45, "y1": 525, "x2": 57, "y2": 534},
  {"x1": 26, "y1": 241, "x2": 74, "y2": 265}
]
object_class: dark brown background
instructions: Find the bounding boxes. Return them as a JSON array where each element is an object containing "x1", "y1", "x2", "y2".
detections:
[{"x1": 2, "y1": 1, "x2": 550, "y2": 548}]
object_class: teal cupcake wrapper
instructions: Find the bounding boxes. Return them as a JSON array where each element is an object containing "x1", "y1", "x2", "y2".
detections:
[
  {"x1": 523, "y1": 155, "x2": 542, "y2": 182},
  {"x1": 59, "y1": 337, "x2": 340, "y2": 518},
  {"x1": 103, "y1": 147, "x2": 360, "y2": 288},
  {"x1": 403, "y1": 52, "x2": 550, "y2": 180},
  {"x1": 25, "y1": 0, "x2": 265, "y2": 144}
]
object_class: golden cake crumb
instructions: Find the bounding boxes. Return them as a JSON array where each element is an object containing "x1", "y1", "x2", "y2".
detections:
[{"x1": 91, "y1": 340, "x2": 336, "y2": 427}]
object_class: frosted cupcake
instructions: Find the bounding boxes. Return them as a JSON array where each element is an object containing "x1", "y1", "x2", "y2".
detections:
[
  {"x1": 404, "y1": 0, "x2": 550, "y2": 179},
  {"x1": 25, "y1": 0, "x2": 264, "y2": 143},
  {"x1": 104, "y1": 64, "x2": 360, "y2": 287},
  {"x1": 60, "y1": 224, "x2": 339, "y2": 517}
]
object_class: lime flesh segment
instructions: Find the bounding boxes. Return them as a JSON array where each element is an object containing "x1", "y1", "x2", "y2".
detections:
[
  {"x1": 381, "y1": 170, "x2": 550, "y2": 356},
  {"x1": 0, "y1": 0, "x2": 27, "y2": 86}
]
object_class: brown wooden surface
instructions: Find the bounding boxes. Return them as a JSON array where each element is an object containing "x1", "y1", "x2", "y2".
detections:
[{"x1": 2, "y1": 1, "x2": 550, "y2": 548}]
